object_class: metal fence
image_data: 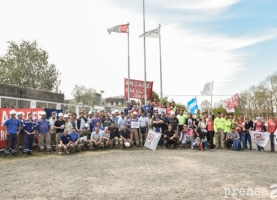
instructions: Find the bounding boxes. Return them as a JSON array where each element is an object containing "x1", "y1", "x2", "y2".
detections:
[{"x1": 0, "y1": 96, "x2": 92, "y2": 114}]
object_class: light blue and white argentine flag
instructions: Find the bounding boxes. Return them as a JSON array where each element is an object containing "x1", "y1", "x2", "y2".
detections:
[{"x1": 187, "y1": 98, "x2": 198, "y2": 114}]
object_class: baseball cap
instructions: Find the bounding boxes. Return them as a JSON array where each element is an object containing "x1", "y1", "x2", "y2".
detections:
[{"x1": 58, "y1": 113, "x2": 63, "y2": 117}]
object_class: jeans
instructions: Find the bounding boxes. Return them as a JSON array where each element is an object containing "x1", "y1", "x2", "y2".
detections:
[
  {"x1": 270, "y1": 134, "x2": 275, "y2": 150},
  {"x1": 153, "y1": 127, "x2": 162, "y2": 133},
  {"x1": 239, "y1": 132, "x2": 245, "y2": 149},
  {"x1": 207, "y1": 131, "x2": 215, "y2": 149},
  {"x1": 245, "y1": 133, "x2": 252, "y2": 149},
  {"x1": 193, "y1": 139, "x2": 207, "y2": 149}
]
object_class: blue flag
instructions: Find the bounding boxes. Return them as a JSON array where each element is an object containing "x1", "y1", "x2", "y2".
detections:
[{"x1": 187, "y1": 98, "x2": 198, "y2": 114}]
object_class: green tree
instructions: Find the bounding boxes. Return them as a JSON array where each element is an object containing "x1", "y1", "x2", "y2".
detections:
[
  {"x1": 151, "y1": 91, "x2": 168, "y2": 103},
  {"x1": 0, "y1": 40, "x2": 61, "y2": 92},
  {"x1": 71, "y1": 84, "x2": 97, "y2": 106}
]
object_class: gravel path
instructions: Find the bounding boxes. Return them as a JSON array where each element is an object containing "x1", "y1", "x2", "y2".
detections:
[{"x1": 0, "y1": 147, "x2": 276, "y2": 200}]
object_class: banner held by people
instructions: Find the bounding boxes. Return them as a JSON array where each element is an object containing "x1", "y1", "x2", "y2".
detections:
[
  {"x1": 187, "y1": 98, "x2": 198, "y2": 114},
  {"x1": 124, "y1": 78, "x2": 153, "y2": 100},
  {"x1": 250, "y1": 131, "x2": 270, "y2": 147},
  {"x1": 144, "y1": 129, "x2": 161, "y2": 150}
]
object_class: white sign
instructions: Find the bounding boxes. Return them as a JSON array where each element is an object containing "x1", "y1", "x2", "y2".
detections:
[
  {"x1": 56, "y1": 103, "x2": 61, "y2": 109},
  {"x1": 144, "y1": 129, "x2": 161, "y2": 150},
  {"x1": 30, "y1": 100, "x2": 36, "y2": 108},
  {"x1": 250, "y1": 131, "x2": 270, "y2": 147},
  {"x1": 83, "y1": 136, "x2": 87, "y2": 141},
  {"x1": 158, "y1": 108, "x2": 166, "y2": 114},
  {"x1": 131, "y1": 121, "x2": 140, "y2": 128}
]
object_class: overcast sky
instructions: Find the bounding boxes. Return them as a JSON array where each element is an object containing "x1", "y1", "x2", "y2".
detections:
[{"x1": 0, "y1": 0, "x2": 277, "y2": 106}]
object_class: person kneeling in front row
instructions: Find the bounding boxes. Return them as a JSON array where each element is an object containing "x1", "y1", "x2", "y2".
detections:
[
  {"x1": 79, "y1": 127, "x2": 91, "y2": 150},
  {"x1": 225, "y1": 127, "x2": 240, "y2": 150},
  {"x1": 58, "y1": 130, "x2": 72, "y2": 154},
  {"x1": 109, "y1": 122, "x2": 119, "y2": 148},
  {"x1": 164, "y1": 125, "x2": 178, "y2": 149},
  {"x1": 192, "y1": 128, "x2": 207, "y2": 151},
  {"x1": 69, "y1": 127, "x2": 81, "y2": 152},
  {"x1": 102, "y1": 127, "x2": 111, "y2": 149},
  {"x1": 119, "y1": 125, "x2": 133, "y2": 149},
  {"x1": 89, "y1": 126, "x2": 104, "y2": 150}
]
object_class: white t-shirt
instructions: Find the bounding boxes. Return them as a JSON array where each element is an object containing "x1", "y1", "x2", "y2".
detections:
[
  {"x1": 80, "y1": 118, "x2": 85, "y2": 131},
  {"x1": 139, "y1": 116, "x2": 148, "y2": 127}
]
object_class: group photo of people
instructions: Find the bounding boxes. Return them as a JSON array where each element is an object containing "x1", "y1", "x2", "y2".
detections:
[{"x1": 2, "y1": 99, "x2": 277, "y2": 157}]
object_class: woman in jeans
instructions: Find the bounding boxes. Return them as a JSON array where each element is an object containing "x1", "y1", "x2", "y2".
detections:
[
  {"x1": 234, "y1": 116, "x2": 245, "y2": 150},
  {"x1": 243, "y1": 115, "x2": 253, "y2": 150}
]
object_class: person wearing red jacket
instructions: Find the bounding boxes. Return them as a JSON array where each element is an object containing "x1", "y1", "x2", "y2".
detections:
[{"x1": 267, "y1": 114, "x2": 277, "y2": 152}]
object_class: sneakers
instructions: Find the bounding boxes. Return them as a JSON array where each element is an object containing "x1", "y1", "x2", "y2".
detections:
[
  {"x1": 66, "y1": 150, "x2": 70, "y2": 154},
  {"x1": 59, "y1": 152, "x2": 62, "y2": 155}
]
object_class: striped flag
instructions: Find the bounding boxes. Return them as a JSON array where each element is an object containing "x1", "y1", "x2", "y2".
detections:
[
  {"x1": 187, "y1": 98, "x2": 198, "y2": 114},
  {"x1": 139, "y1": 27, "x2": 160, "y2": 38},
  {"x1": 107, "y1": 24, "x2": 129, "y2": 34}
]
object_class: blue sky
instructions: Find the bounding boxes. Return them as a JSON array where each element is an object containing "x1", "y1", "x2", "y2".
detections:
[{"x1": 0, "y1": 0, "x2": 276, "y2": 106}]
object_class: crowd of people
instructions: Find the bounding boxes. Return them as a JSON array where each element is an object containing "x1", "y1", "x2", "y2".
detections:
[{"x1": 2, "y1": 99, "x2": 277, "y2": 157}]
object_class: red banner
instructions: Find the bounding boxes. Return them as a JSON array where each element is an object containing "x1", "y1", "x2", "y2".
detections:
[
  {"x1": 0, "y1": 108, "x2": 44, "y2": 149},
  {"x1": 124, "y1": 78, "x2": 153, "y2": 100}
]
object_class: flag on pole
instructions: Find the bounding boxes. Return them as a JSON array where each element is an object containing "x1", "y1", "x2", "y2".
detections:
[
  {"x1": 139, "y1": 27, "x2": 160, "y2": 38},
  {"x1": 201, "y1": 82, "x2": 214, "y2": 96},
  {"x1": 222, "y1": 94, "x2": 239, "y2": 113},
  {"x1": 107, "y1": 24, "x2": 129, "y2": 34},
  {"x1": 187, "y1": 98, "x2": 198, "y2": 114}
]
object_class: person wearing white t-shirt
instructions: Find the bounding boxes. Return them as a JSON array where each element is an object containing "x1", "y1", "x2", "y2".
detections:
[{"x1": 138, "y1": 112, "x2": 148, "y2": 146}]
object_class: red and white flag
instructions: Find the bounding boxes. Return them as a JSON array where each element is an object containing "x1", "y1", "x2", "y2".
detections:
[
  {"x1": 223, "y1": 94, "x2": 240, "y2": 112},
  {"x1": 107, "y1": 24, "x2": 129, "y2": 34},
  {"x1": 201, "y1": 82, "x2": 213, "y2": 96}
]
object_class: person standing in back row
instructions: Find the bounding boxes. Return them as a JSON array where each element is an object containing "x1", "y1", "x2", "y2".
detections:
[
  {"x1": 16, "y1": 112, "x2": 25, "y2": 154},
  {"x1": 54, "y1": 113, "x2": 65, "y2": 151},
  {"x1": 49, "y1": 112, "x2": 57, "y2": 151},
  {"x1": 2, "y1": 110, "x2": 21, "y2": 157},
  {"x1": 22, "y1": 113, "x2": 36, "y2": 156},
  {"x1": 36, "y1": 111, "x2": 51, "y2": 153},
  {"x1": 267, "y1": 114, "x2": 277, "y2": 152},
  {"x1": 214, "y1": 112, "x2": 226, "y2": 149}
]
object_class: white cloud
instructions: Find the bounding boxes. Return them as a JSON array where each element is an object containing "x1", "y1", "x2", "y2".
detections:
[{"x1": 0, "y1": 0, "x2": 276, "y2": 106}]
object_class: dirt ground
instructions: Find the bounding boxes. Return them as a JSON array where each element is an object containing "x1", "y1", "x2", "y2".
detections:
[{"x1": 0, "y1": 143, "x2": 276, "y2": 200}]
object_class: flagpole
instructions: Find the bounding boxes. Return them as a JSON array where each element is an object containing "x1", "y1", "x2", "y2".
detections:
[
  {"x1": 159, "y1": 24, "x2": 163, "y2": 101},
  {"x1": 211, "y1": 80, "x2": 214, "y2": 111},
  {"x1": 127, "y1": 22, "x2": 130, "y2": 102},
  {"x1": 143, "y1": 0, "x2": 147, "y2": 103}
]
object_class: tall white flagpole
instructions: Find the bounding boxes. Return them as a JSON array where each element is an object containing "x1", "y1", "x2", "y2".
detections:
[
  {"x1": 127, "y1": 22, "x2": 130, "y2": 102},
  {"x1": 159, "y1": 24, "x2": 163, "y2": 101},
  {"x1": 143, "y1": 0, "x2": 147, "y2": 103}
]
